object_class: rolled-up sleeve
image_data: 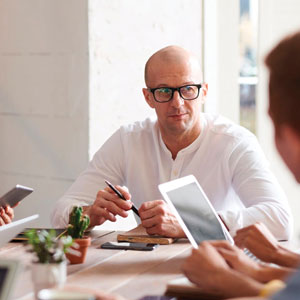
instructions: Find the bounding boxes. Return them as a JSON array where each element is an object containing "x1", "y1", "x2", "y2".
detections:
[
  {"x1": 218, "y1": 137, "x2": 293, "y2": 240},
  {"x1": 51, "y1": 129, "x2": 125, "y2": 228}
]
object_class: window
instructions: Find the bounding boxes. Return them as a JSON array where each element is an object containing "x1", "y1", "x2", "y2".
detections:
[{"x1": 239, "y1": 0, "x2": 258, "y2": 133}]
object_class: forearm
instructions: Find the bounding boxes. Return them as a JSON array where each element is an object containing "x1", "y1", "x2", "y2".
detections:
[
  {"x1": 271, "y1": 245, "x2": 300, "y2": 268},
  {"x1": 220, "y1": 270, "x2": 263, "y2": 298},
  {"x1": 253, "y1": 265, "x2": 295, "y2": 283},
  {"x1": 51, "y1": 198, "x2": 88, "y2": 228}
]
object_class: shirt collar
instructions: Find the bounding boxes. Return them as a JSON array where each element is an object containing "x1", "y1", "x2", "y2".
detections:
[{"x1": 158, "y1": 113, "x2": 207, "y2": 158}]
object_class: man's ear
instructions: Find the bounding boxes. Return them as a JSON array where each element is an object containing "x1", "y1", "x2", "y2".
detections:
[
  {"x1": 142, "y1": 88, "x2": 155, "y2": 108},
  {"x1": 200, "y1": 83, "x2": 208, "y2": 104}
]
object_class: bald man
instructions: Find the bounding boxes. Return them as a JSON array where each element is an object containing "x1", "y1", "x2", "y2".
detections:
[{"x1": 51, "y1": 46, "x2": 291, "y2": 240}]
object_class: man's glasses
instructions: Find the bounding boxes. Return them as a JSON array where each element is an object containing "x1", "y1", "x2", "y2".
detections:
[{"x1": 148, "y1": 84, "x2": 202, "y2": 103}]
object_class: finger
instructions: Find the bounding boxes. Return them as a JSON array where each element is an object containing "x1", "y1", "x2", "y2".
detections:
[
  {"x1": 207, "y1": 240, "x2": 234, "y2": 249},
  {"x1": 95, "y1": 199, "x2": 129, "y2": 218},
  {"x1": 5, "y1": 206, "x2": 14, "y2": 219},
  {"x1": 218, "y1": 248, "x2": 237, "y2": 260},
  {"x1": 139, "y1": 200, "x2": 165, "y2": 213},
  {"x1": 106, "y1": 200, "x2": 130, "y2": 218},
  {"x1": 91, "y1": 205, "x2": 117, "y2": 222},
  {"x1": 0, "y1": 217, "x2": 5, "y2": 226},
  {"x1": 217, "y1": 249, "x2": 241, "y2": 269},
  {"x1": 145, "y1": 224, "x2": 164, "y2": 236},
  {"x1": 1, "y1": 213, "x2": 11, "y2": 224},
  {"x1": 97, "y1": 209, "x2": 117, "y2": 223},
  {"x1": 141, "y1": 214, "x2": 163, "y2": 229},
  {"x1": 107, "y1": 198, "x2": 133, "y2": 211},
  {"x1": 115, "y1": 185, "x2": 131, "y2": 200},
  {"x1": 234, "y1": 234, "x2": 246, "y2": 248},
  {"x1": 96, "y1": 190, "x2": 132, "y2": 211},
  {"x1": 139, "y1": 201, "x2": 167, "y2": 220}
]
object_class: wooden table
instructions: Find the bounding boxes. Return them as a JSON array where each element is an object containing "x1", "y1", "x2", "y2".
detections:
[{"x1": 0, "y1": 230, "x2": 192, "y2": 300}]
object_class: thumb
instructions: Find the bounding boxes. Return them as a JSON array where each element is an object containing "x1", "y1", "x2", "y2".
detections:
[{"x1": 218, "y1": 248, "x2": 237, "y2": 266}]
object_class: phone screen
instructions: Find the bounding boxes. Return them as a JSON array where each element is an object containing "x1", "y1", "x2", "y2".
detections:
[{"x1": 101, "y1": 242, "x2": 158, "y2": 251}]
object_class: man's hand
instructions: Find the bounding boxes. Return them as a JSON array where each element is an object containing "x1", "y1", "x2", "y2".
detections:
[
  {"x1": 139, "y1": 200, "x2": 185, "y2": 237},
  {"x1": 235, "y1": 222, "x2": 300, "y2": 268},
  {"x1": 182, "y1": 241, "x2": 263, "y2": 298},
  {"x1": 0, "y1": 205, "x2": 14, "y2": 226},
  {"x1": 234, "y1": 222, "x2": 279, "y2": 256},
  {"x1": 83, "y1": 186, "x2": 133, "y2": 228},
  {"x1": 209, "y1": 240, "x2": 263, "y2": 281},
  {"x1": 182, "y1": 241, "x2": 231, "y2": 289}
]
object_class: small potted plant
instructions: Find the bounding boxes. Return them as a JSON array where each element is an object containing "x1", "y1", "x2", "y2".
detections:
[
  {"x1": 66, "y1": 206, "x2": 91, "y2": 264},
  {"x1": 25, "y1": 229, "x2": 73, "y2": 297}
]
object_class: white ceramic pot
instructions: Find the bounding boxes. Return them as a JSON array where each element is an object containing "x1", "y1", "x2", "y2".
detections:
[{"x1": 31, "y1": 261, "x2": 66, "y2": 298}]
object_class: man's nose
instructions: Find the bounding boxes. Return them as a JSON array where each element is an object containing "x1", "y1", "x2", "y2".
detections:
[{"x1": 171, "y1": 90, "x2": 184, "y2": 108}]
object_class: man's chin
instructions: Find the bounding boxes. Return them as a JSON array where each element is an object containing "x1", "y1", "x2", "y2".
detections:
[{"x1": 166, "y1": 121, "x2": 190, "y2": 134}]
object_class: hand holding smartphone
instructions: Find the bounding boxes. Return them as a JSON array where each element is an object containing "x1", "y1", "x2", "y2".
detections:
[
  {"x1": 0, "y1": 185, "x2": 33, "y2": 208},
  {"x1": 101, "y1": 242, "x2": 158, "y2": 251}
]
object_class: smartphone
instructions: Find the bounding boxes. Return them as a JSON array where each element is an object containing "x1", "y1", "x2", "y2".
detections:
[
  {"x1": 101, "y1": 242, "x2": 159, "y2": 251},
  {"x1": 0, "y1": 185, "x2": 33, "y2": 208}
]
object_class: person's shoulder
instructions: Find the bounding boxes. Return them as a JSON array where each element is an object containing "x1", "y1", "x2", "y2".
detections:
[
  {"x1": 119, "y1": 116, "x2": 157, "y2": 135},
  {"x1": 204, "y1": 113, "x2": 255, "y2": 142}
]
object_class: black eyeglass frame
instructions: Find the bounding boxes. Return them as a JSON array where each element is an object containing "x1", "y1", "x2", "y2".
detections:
[{"x1": 148, "y1": 84, "x2": 202, "y2": 103}]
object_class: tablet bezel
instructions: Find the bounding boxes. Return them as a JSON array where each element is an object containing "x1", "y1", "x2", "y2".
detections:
[
  {"x1": 0, "y1": 214, "x2": 39, "y2": 247},
  {"x1": 0, "y1": 259, "x2": 20, "y2": 300},
  {"x1": 158, "y1": 175, "x2": 233, "y2": 248}
]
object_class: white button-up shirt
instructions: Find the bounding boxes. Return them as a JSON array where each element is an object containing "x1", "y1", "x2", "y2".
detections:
[{"x1": 51, "y1": 114, "x2": 292, "y2": 239}]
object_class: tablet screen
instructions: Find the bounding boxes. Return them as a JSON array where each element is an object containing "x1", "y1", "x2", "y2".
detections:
[
  {"x1": 166, "y1": 182, "x2": 226, "y2": 244},
  {"x1": 0, "y1": 267, "x2": 8, "y2": 291}
]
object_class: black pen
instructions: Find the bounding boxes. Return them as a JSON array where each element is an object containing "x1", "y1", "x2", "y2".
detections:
[{"x1": 104, "y1": 180, "x2": 140, "y2": 217}]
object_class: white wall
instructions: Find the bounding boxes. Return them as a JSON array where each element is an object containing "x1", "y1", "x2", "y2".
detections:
[
  {"x1": 88, "y1": 0, "x2": 203, "y2": 157},
  {"x1": 0, "y1": 1, "x2": 89, "y2": 226},
  {"x1": 203, "y1": 0, "x2": 239, "y2": 123},
  {"x1": 257, "y1": 0, "x2": 300, "y2": 240}
]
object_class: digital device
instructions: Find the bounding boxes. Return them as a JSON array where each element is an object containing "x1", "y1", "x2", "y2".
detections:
[
  {"x1": 12, "y1": 228, "x2": 67, "y2": 242},
  {"x1": 38, "y1": 289, "x2": 96, "y2": 300},
  {"x1": 158, "y1": 175, "x2": 233, "y2": 248},
  {"x1": 0, "y1": 214, "x2": 39, "y2": 248},
  {"x1": 0, "y1": 185, "x2": 33, "y2": 208},
  {"x1": 0, "y1": 259, "x2": 20, "y2": 300},
  {"x1": 101, "y1": 242, "x2": 158, "y2": 251}
]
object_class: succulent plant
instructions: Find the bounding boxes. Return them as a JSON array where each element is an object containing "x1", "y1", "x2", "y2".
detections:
[
  {"x1": 25, "y1": 229, "x2": 73, "y2": 264},
  {"x1": 67, "y1": 206, "x2": 90, "y2": 239}
]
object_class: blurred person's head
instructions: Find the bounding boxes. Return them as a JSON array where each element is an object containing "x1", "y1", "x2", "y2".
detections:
[
  {"x1": 265, "y1": 32, "x2": 300, "y2": 182},
  {"x1": 142, "y1": 46, "x2": 208, "y2": 140}
]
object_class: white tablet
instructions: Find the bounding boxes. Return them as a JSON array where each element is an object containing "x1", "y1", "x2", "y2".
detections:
[
  {"x1": 158, "y1": 175, "x2": 233, "y2": 248},
  {"x1": 0, "y1": 214, "x2": 39, "y2": 248},
  {"x1": 0, "y1": 259, "x2": 20, "y2": 300}
]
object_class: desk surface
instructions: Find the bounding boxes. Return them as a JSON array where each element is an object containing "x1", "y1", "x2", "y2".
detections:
[{"x1": 0, "y1": 230, "x2": 192, "y2": 300}]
